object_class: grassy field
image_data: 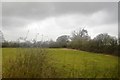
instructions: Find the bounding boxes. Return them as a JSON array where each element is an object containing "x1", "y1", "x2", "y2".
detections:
[
  {"x1": 2, "y1": 48, "x2": 118, "y2": 78},
  {"x1": 0, "y1": 49, "x2": 2, "y2": 78}
]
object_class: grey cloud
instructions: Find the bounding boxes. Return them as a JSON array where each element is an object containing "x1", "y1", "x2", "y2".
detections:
[
  {"x1": 53, "y1": 2, "x2": 116, "y2": 14},
  {"x1": 2, "y1": 2, "x2": 117, "y2": 23},
  {"x1": 2, "y1": 2, "x2": 56, "y2": 29},
  {"x1": 3, "y1": 2, "x2": 117, "y2": 16},
  {"x1": 0, "y1": 3, "x2": 2, "y2": 30},
  {"x1": 2, "y1": 2, "x2": 118, "y2": 40},
  {"x1": 2, "y1": 16, "x2": 33, "y2": 30},
  {"x1": 118, "y1": 2, "x2": 120, "y2": 37},
  {"x1": 2, "y1": 2, "x2": 55, "y2": 20}
]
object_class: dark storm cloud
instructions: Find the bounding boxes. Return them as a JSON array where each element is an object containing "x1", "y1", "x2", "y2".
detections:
[{"x1": 2, "y1": 2, "x2": 117, "y2": 29}]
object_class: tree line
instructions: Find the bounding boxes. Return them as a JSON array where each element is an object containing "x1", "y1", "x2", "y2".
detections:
[{"x1": 1, "y1": 29, "x2": 120, "y2": 56}]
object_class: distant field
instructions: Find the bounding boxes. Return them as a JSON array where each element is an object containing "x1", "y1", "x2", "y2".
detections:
[{"x1": 2, "y1": 48, "x2": 118, "y2": 78}]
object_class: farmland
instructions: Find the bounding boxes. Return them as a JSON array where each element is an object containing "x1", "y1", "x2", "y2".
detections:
[{"x1": 2, "y1": 48, "x2": 118, "y2": 78}]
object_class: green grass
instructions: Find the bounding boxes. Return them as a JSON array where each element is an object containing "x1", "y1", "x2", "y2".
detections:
[
  {"x1": 2, "y1": 48, "x2": 59, "y2": 78},
  {"x1": 2, "y1": 48, "x2": 118, "y2": 78},
  {"x1": 0, "y1": 49, "x2": 2, "y2": 78},
  {"x1": 47, "y1": 48, "x2": 118, "y2": 78}
]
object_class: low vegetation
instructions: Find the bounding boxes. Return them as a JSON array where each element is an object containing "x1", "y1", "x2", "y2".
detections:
[
  {"x1": 3, "y1": 48, "x2": 59, "y2": 78},
  {"x1": 2, "y1": 48, "x2": 118, "y2": 78},
  {"x1": 0, "y1": 49, "x2": 2, "y2": 78}
]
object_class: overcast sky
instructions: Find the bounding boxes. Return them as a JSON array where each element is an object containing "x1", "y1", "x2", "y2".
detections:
[{"x1": 2, "y1": 2, "x2": 118, "y2": 41}]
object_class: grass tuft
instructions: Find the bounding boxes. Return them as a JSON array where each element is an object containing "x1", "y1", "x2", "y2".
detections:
[{"x1": 3, "y1": 48, "x2": 59, "y2": 78}]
